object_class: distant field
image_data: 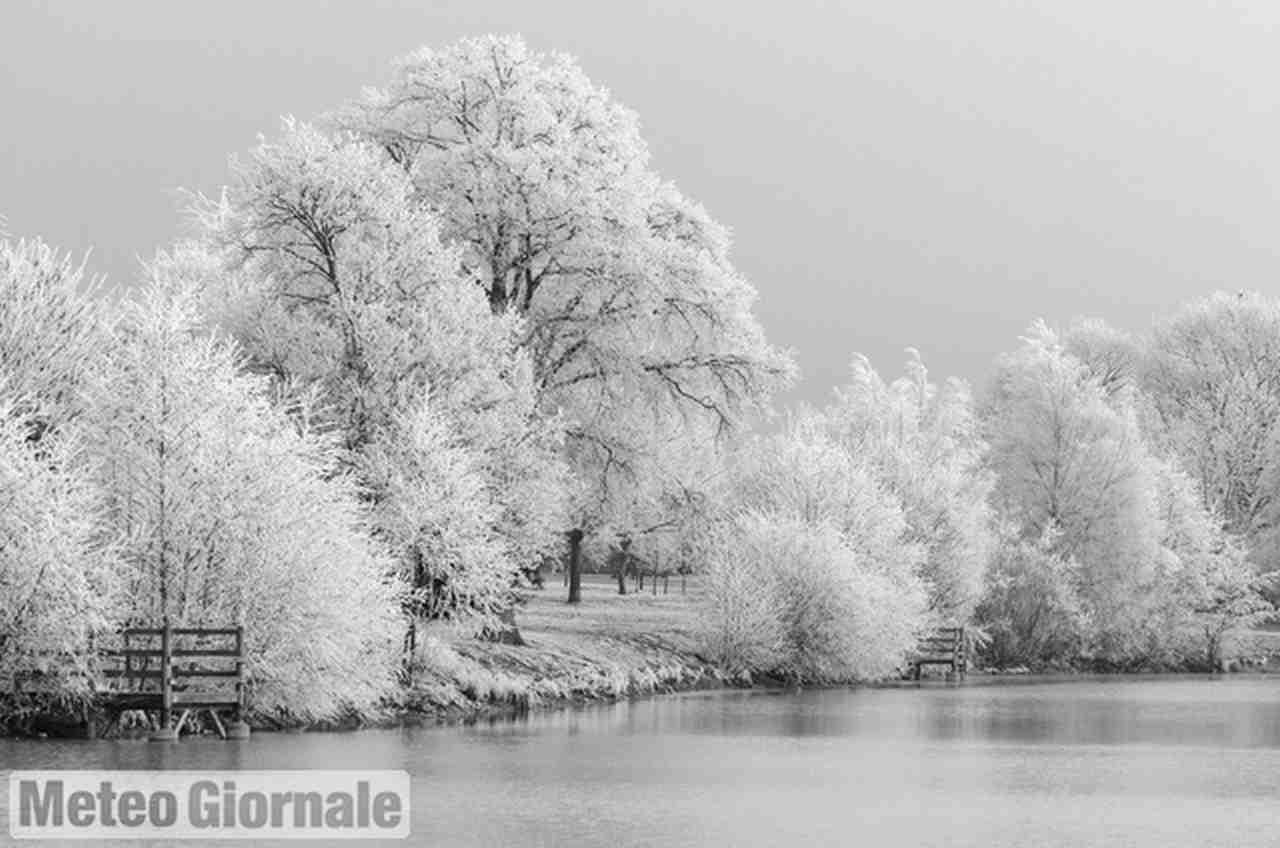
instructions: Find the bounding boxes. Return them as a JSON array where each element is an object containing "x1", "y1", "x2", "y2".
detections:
[
  {"x1": 404, "y1": 573, "x2": 721, "y2": 718},
  {"x1": 517, "y1": 572, "x2": 705, "y2": 649}
]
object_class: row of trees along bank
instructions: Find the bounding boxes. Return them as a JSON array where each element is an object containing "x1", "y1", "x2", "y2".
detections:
[{"x1": 1, "y1": 37, "x2": 1275, "y2": 725}]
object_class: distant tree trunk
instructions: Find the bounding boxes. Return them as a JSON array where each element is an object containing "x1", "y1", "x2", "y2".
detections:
[
  {"x1": 403, "y1": 618, "x2": 417, "y2": 682},
  {"x1": 567, "y1": 529, "x2": 584, "y2": 604},
  {"x1": 613, "y1": 537, "x2": 632, "y2": 596}
]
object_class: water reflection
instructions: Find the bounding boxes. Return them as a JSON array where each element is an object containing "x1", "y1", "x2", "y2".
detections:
[{"x1": 4, "y1": 676, "x2": 1280, "y2": 847}]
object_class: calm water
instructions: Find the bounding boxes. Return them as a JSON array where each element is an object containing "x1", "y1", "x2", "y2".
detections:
[{"x1": 4, "y1": 676, "x2": 1280, "y2": 847}]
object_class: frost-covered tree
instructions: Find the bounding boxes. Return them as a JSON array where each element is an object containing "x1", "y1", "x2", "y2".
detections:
[
  {"x1": 821, "y1": 351, "x2": 994, "y2": 621},
  {"x1": 703, "y1": 513, "x2": 920, "y2": 683},
  {"x1": 984, "y1": 322, "x2": 1163, "y2": 658},
  {"x1": 0, "y1": 238, "x2": 109, "y2": 434},
  {"x1": 0, "y1": 403, "x2": 119, "y2": 702},
  {"x1": 360, "y1": 397, "x2": 517, "y2": 643},
  {"x1": 333, "y1": 35, "x2": 793, "y2": 594},
  {"x1": 699, "y1": 420, "x2": 926, "y2": 681},
  {"x1": 697, "y1": 520, "x2": 782, "y2": 678},
  {"x1": 189, "y1": 121, "x2": 567, "y2": 619},
  {"x1": 974, "y1": 528, "x2": 1086, "y2": 669},
  {"x1": 85, "y1": 280, "x2": 404, "y2": 720},
  {"x1": 0, "y1": 235, "x2": 119, "y2": 704},
  {"x1": 1147, "y1": 458, "x2": 1273, "y2": 667},
  {"x1": 1143, "y1": 292, "x2": 1280, "y2": 541},
  {"x1": 983, "y1": 319, "x2": 1273, "y2": 667},
  {"x1": 1060, "y1": 317, "x2": 1143, "y2": 400}
]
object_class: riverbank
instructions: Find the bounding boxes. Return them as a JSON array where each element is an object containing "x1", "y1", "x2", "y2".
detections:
[
  {"x1": 386, "y1": 577, "x2": 1280, "y2": 726},
  {"x1": 9, "y1": 574, "x2": 1280, "y2": 737},
  {"x1": 389, "y1": 574, "x2": 738, "y2": 724}
]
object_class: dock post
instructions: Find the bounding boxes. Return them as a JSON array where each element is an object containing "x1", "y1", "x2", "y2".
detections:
[
  {"x1": 150, "y1": 619, "x2": 177, "y2": 742},
  {"x1": 226, "y1": 624, "x2": 250, "y2": 741}
]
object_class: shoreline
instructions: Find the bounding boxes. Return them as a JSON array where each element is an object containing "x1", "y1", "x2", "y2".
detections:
[
  {"x1": 315, "y1": 666, "x2": 1280, "y2": 735},
  {"x1": 7, "y1": 575, "x2": 1280, "y2": 739}
]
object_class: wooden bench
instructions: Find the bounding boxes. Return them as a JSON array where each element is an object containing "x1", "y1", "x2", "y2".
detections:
[{"x1": 912, "y1": 626, "x2": 967, "y2": 680}]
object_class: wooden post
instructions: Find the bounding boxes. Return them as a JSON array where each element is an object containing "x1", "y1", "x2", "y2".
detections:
[
  {"x1": 227, "y1": 624, "x2": 251, "y2": 740},
  {"x1": 160, "y1": 620, "x2": 172, "y2": 727},
  {"x1": 566, "y1": 529, "x2": 584, "y2": 604},
  {"x1": 123, "y1": 628, "x2": 132, "y2": 689},
  {"x1": 150, "y1": 620, "x2": 177, "y2": 742},
  {"x1": 234, "y1": 625, "x2": 245, "y2": 721}
]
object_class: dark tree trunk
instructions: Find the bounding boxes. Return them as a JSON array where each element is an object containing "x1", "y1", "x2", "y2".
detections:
[
  {"x1": 567, "y1": 529, "x2": 584, "y2": 604},
  {"x1": 481, "y1": 606, "x2": 526, "y2": 646},
  {"x1": 612, "y1": 538, "x2": 632, "y2": 595}
]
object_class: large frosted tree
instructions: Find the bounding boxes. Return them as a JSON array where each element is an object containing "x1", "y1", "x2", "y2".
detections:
[
  {"x1": 190, "y1": 121, "x2": 567, "y2": 625},
  {"x1": 333, "y1": 35, "x2": 794, "y2": 598}
]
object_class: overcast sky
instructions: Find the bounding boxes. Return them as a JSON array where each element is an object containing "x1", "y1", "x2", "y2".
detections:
[{"x1": 4, "y1": 1, "x2": 1280, "y2": 404}]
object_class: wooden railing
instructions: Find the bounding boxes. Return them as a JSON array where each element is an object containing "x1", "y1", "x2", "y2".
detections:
[
  {"x1": 12, "y1": 622, "x2": 248, "y2": 740},
  {"x1": 99, "y1": 623, "x2": 246, "y2": 739},
  {"x1": 912, "y1": 626, "x2": 967, "y2": 680}
]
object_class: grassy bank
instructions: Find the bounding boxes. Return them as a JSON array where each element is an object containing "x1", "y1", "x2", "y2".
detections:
[
  {"x1": 11, "y1": 575, "x2": 1280, "y2": 737},
  {"x1": 393, "y1": 574, "x2": 735, "y2": 722},
  {"x1": 391, "y1": 575, "x2": 1280, "y2": 725}
]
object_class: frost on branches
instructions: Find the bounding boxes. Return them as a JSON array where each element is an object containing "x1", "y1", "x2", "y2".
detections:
[
  {"x1": 188, "y1": 121, "x2": 567, "y2": 627},
  {"x1": 334, "y1": 34, "x2": 793, "y2": 572},
  {"x1": 700, "y1": 420, "x2": 926, "y2": 682},
  {"x1": 979, "y1": 321, "x2": 1272, "y2": 667},
  {"x1": 0, "y1": 238, "x2": 109, "y2": 435},
  {"x1": 0, "y1": 237, "x2": 119, "y2": 704},
  {"x1": 822, "y1": 351, "x2": 994, "y2": 622},
  {"x1": 0, "y1": 405, "x2": 118, "y2": 703},
  {"x1": 85, "y1": 279, "x2": 404, "y2": 719}
]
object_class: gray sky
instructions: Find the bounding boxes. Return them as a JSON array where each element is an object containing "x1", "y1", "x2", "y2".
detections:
[{"x1": 4, "y1": 0, "x2": 1280, "y2": 404}]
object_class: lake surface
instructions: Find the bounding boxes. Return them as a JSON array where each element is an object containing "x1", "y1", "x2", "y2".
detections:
[{"x1": 4, "y1": 675, "x2": 1280, "y2": 846}]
